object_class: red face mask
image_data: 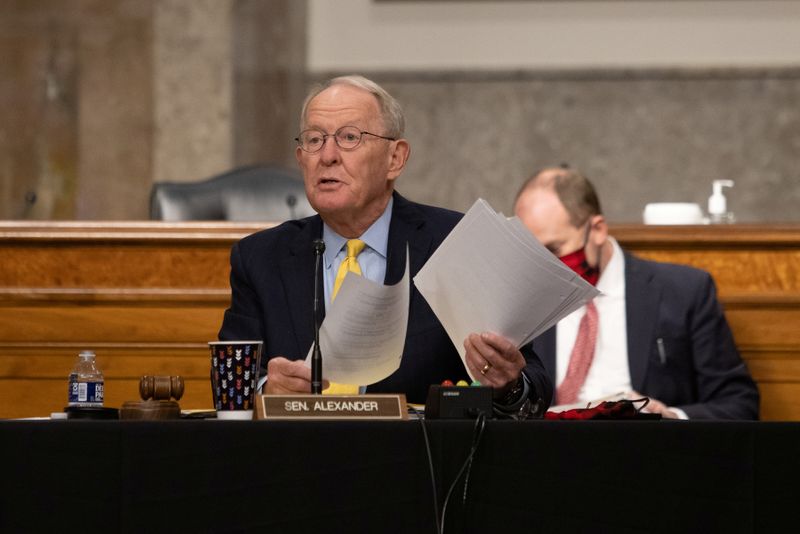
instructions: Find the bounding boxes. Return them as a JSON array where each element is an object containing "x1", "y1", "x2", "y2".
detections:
[{"x1": 558, "y1": 248, "x2": 600, "y2": 286}]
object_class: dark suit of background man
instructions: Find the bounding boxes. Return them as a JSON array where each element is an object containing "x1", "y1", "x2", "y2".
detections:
[
  {"x1": 514, "y1": 167, "x2": 758, "y2": 419},
  {"x1": 219, "y1": 75, "x2": 552, "y2": 415}
]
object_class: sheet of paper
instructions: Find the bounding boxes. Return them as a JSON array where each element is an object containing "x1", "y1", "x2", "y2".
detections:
[
  {"x1": 305, "y1": 253, "x2": 410, "y2": 385},
  {"x1": 413, "y1": 198, "x2": 600, "y2": 380}
]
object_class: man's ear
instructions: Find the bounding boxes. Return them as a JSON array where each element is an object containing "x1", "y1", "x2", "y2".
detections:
[
  {"x1": 589, "y1": 214, "x2": 608, "y2": 246},
  {"x1": 386, "y1": 139, "x2": 411, "y2": 182}
]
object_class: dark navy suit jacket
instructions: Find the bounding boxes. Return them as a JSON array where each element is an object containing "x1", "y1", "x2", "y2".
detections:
[
  {"x1": 219, "y1": 192, "x2": 553, "y2": 406},
  {"x1": 532, "y1": 251, "x2": 759, "y2": 419}
]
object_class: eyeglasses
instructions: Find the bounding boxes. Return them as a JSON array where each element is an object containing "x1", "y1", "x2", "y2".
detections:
[{"x1": 295, "y1": 125, "x2": 396, "y2": 153}]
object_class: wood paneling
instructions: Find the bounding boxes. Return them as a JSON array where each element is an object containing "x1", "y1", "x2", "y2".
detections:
[
  {"x1": 0, "y1": 222, "x2": 267, "y2": 419},
  {"x1": 1, "y1": 222, "x2": 799, "y2": 420},
  {"x1": 0, "y1": 304, "x2": 224, "y2": 342},
  {"x1": 614, "y1": 224, "x2": 800, "y2": 421}
]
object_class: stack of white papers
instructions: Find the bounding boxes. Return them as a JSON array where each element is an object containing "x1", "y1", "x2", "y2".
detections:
[{"x1": 414, "y1": 198, "x2": 600, "y2": 379}]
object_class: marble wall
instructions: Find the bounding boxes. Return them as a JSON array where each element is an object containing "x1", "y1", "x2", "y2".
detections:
[
  {"x1": 1, "y1": 0, "x2": 154, "y2": 220},
  {"x1": 2, "y1": 2, "x2": 798, "y2": 222},
  {"x1": 232, "y1": 0, "x2": 306, "y2": 167},
  {"x1": 76, "y1": 0, "x2": 155, "y2": 220},
  {"x1": 366, "y1": 70, "x2": 800, "y2": 223},
  {"x1": 152, "y1": 0, "x2": 234, "y2": 184},
  {"x1": 0, "y1": 0, "x2": 303, "y2": 220}
]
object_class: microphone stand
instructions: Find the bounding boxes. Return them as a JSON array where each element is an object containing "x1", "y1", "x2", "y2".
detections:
[{"x1": 311, "y1": 239, "x2": 325, "y2": 394}]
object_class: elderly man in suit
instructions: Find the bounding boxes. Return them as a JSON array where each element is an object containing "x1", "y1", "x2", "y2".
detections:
[
  {"x1": 514, "y1": 166, "x2": 758, "y2": 419},
  {"x1": 219, "y1": 75, "x2": 552, "y2": 416}
]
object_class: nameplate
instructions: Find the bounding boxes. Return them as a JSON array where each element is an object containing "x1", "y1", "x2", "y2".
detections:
[{"x1": 255, "y1": 394, "x2": 408, "y2": 420}]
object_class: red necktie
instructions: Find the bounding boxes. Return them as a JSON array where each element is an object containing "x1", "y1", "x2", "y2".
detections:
[{"x1": 556, "y1": 301, "x2": 598, "y2": 405}]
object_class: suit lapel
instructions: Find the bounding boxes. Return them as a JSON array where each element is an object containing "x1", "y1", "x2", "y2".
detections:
[
  {"x1": 384, "y1": 193, "x2": 432, "y2": 284},
  {"x1": 625, "y1": 253, "x2": 660, "y2": 391},
  {"x1": 280, "y1": 217, "x2": 324, "y2": 356}
]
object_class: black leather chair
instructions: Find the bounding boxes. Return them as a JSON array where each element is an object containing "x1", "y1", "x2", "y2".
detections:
[{"x1": 149, "y1": 164, "x2": 316, "y2": 221}]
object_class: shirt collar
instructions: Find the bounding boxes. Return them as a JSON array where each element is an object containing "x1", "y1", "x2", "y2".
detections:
[
  {"x1": 596, "y1": 236, "x2": 624, "y2": 298},
  {"x1": 322, "y1": 196, "x2": 393, "y2": 268}
]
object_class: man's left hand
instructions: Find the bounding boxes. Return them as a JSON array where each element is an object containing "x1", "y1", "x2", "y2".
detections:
[{"x1": 464, "y1": 332, "x2": 525, "y2": 398}]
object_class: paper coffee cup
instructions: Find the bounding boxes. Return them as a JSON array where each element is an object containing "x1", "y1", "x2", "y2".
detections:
[{"x1": 209, "y1": 341, "x2": 263, "y2": 420}]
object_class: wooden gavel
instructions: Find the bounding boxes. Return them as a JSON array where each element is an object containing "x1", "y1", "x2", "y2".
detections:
[{"x1": 139, "y1": 375, "x2": 184, "y2": 401}]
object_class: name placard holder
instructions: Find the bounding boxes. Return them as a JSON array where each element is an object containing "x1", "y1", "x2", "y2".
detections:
[{"x1": 255, "y1": 394, "x2": 408, "y2": 420}]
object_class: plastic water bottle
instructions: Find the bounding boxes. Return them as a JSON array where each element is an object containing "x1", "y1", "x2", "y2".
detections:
[{"x1": 67, "y1": 350, "x2": 104, "y2": 407}]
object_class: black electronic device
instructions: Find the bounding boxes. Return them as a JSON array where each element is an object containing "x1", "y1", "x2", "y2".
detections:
[
  {"x1": 64, "y1": 406, "x2": 119, "y2": 420},
  {"x1": 424, "y1": 385, "x2": 493, "y2": 419}
]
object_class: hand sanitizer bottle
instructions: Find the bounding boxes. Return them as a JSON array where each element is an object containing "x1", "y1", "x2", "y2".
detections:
[{"x1": 708, "y1": 180, "x2": 735, "y2": 224}]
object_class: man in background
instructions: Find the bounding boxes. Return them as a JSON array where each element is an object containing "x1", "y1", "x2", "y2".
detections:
[
  {"x1": 514, "y1": 166, "x2": 758, "y2": 419},
  {"x1": 219, "y1": 75, "x2": 552, "y2": 416}
]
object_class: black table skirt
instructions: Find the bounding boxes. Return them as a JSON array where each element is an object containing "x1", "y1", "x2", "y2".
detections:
[{"x1": 1, "y1": 419, "x2": 795, "y2": 533}]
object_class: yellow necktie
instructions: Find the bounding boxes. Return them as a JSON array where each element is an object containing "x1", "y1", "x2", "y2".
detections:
[
  {"x1": 332, "y1": 239, "x2": 365, "y2": 301},
  {"x1": 324, "y1": 239, "x2": 365, "y2": 395}
]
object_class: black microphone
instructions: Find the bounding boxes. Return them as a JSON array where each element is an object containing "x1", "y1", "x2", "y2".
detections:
[{"x1": 311, "y1": 238, "x2": 325, "y2": 394}]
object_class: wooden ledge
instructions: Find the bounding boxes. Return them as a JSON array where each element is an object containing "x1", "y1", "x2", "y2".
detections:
[{"x1": 612, "y1": 224, "x2": 800, "y2": 248}]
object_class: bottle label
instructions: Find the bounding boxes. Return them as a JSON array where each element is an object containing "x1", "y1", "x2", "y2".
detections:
[{"x1": 68, "y1": 381, "x2": 104, "y2": 405}]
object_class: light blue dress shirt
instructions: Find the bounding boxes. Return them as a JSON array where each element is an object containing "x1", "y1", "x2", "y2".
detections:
[
  {"x1": 322, "y1": 196, "x2": 393, "y2": 311},
  {"x1": 257, "y1": 197, "x2": 393, "y2": 393}
]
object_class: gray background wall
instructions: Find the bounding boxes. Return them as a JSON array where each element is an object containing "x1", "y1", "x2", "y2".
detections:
[
  {"x1": 1, "y1": 0, "x2": 798, "y2": 223},
  {"x1": 377, "y1": 70, "x2": 800, "y2": 222}
]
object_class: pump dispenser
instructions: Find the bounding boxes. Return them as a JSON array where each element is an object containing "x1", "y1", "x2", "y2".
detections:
[{"x1": 708, "y1": 180, "x2": 735, "y2": 224}]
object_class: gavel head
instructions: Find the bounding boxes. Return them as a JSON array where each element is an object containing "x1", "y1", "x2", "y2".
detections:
[{"x1": 139, "y1": 375, "x2": 185, "y2": 401}]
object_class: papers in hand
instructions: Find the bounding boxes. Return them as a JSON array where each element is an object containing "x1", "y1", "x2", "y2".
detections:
[
  {"x1": 413, "y1": 198, "x2": 600, "y2": 380},
  {"x1": 306, "y1": 253, "x2": 410, "y2": 386}
]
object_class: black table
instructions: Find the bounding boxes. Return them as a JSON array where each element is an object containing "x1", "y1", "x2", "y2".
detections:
[{"x1": 1, "y1": 419, "x2": 796, "y2": 533}]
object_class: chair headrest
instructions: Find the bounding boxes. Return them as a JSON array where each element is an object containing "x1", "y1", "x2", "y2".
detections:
[{"x1": 150, "y1": 165, "x2": 316, "y2": 221}]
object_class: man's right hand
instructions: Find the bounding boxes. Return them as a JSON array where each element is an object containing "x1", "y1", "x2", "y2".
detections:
[
  {"x1": 264, "y1": 357, "x2": 329, "y2": 394},
  {"x1": 628, "y1": 390, "x2": 681, "y2": 419}
]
